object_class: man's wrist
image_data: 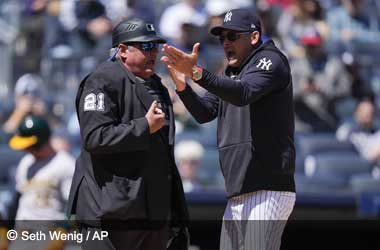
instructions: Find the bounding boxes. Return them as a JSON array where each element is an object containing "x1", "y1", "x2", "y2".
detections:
[
  {"x1": 175, "y1": 84, "x2": 186, "y2": 92},
  {"x1": 191, "y1": 66, "x2": 203, "y2": 81}
]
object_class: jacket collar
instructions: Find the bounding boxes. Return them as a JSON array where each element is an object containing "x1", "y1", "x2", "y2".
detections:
[
  {"x1": 116, "y1": 59, "x2": 175, "y2": 145},
  {"x1": 116, "y1": 58, "x2": 153, "y2": 111},
  {"x1": 225, "y1": 39, "x2": 274, "y2": 76}
]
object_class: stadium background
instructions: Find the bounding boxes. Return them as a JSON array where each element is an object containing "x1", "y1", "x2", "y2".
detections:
[{"x1": 0, "y1": 0, "x2": 380, "y2": 249}]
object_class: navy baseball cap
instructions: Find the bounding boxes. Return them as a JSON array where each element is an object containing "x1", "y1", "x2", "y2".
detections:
[
  {"x1": 210, "y1": 8, "x2": 261, "y2": 36},
  {"x1": 112, "y1": 17, "x2": 166, "y2": 48}
]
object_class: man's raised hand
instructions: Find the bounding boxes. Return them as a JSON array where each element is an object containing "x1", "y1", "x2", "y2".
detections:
[{"x1": 160, "y1": 43, "x2": 200, "y2": 77}]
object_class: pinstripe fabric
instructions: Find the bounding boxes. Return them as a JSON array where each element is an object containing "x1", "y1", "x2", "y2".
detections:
[{"x1": 220, "y1": 190, "x2": 295, "y2": 250}]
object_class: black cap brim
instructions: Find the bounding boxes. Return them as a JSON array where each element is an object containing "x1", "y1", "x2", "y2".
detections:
[
  {"x1": 125, "y1": 34, "x2": 167, "y2": 44},
  {"x1": 210, "y1": 25, "x2": 253, "y2": 36}
]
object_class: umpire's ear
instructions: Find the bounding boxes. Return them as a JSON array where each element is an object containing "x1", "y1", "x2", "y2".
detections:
[{"x1": 118, "y1": 43, "x2": 128, "y2": 60}]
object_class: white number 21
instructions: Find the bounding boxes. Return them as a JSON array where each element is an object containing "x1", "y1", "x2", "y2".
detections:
[{"x1": 84, "y1": 93, "x2": 105, "y2": 111}]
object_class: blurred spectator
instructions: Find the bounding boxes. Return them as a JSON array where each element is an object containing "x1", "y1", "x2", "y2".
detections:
[
  {"x1": 256, "y1": 0, "x2": 281, "y2": 43},
  {"x1": 119, "y1": 0, "x2": 156, "y2": 23},
  {"x1": 42, "y1": 0, "x2": 72, "y2": 58},
  {"x1": 158, "y1": 75, "x2": 202, "y2": 134},
  {"x1": 352, "y1": 130, "x2": 380, "y2": 166},
  {"x1": 2, "y1": 73, "x2": 47, "y2": 135},
  {"x1": 343, "y1": 52, "x2": 375, "y2": 100},
  {"x1": 291, "y1": 31, "x2": 351, "y2": 132},
  {"x1": 159, "y1": 0, "x2": 208, "y2": 44},
  {"x1": 344, "y1": 100, "x2": 380, "y2": 165},
  {"x1": 265, "y1": 0, "x2": 294, "y2": 10},
  {"x1": 327, "y1": 0, "x2": 380, "y2": 54},
  {"x1": 175, "y1": 140, "x2": 205, "y2": 192},
  {"x1": 336, "y1": 99, "x2": 376, "y2": 141},
  {"x1": 205, "y1": 0, "x2": 233, "y2": 18},
  {"x1": 59, "y1": 0, "x2": 112, "y2": 70},
  {"x1": 3, "y1": 115, "x2": 75, "y2": 250},
  {"x1": 15, "y1": 0, "x2": 53, "y2": 72},
  {"x1": 277, "y1": 0, "x2": 328, "y2": 59},
  {"x1": 50, "y1": 129, "x2": 72, "y2": 153}
]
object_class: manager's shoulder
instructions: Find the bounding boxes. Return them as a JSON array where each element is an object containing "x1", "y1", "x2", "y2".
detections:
[
  {"x1": 252, "y1": 41, "x2": 290, "y2": 73},
  {"x1": 257, "y1": 41, "x2": 288, "y2": 61}
]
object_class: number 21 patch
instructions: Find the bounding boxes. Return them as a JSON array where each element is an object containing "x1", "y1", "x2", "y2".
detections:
[{"x1": 84, "y1": 93, "x2": 105, "y2": 111}]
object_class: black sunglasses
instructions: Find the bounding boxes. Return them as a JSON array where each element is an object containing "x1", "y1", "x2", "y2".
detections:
[
  {"x1": 126, "y1": 42, "x2": 160, "y2": 51},
  {"x1": 218, "y1": 31, "x2": 252, "y2": 44}
]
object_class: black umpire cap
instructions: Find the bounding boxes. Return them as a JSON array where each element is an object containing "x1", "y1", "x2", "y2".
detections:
[
  {"x1": 210, "y1": 8, "x2": 261, "y2": 36},
  {"x1": 112, "y1": 17, "x2": 166, "y2": 48}
]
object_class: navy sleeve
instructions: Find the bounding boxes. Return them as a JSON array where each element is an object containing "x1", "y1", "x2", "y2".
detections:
[
  {"x1": 77, "y1": 75, "x2": 150, "y2": 154},
  {"x1": 177, "y1": 85, "x2": 219, "y2": 124},
  {"x1": 196, "y1": 52, "x2": 289, "y2": 106}
]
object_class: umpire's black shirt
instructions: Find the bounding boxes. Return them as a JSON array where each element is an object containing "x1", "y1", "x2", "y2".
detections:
[
  {"x1": 67, "y1": 58, "x2": 188, "y2": 227},
  {"x1": 178, "y1": 40, "x2": 296, "y2": 197}
]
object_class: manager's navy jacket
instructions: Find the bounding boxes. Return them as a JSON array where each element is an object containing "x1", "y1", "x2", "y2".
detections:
[
  {"x1": 67, "y1": 59, "x2": 188, "y2": 227},
  {"x1": 178, "y1": 40, "x2": 296, "y2": 197}
]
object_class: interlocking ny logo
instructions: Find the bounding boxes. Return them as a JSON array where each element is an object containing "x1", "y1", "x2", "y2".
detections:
[
  {"x1": 256, "y1": 58, "x2": 273, "y2": 71},
  {"x1": 224, "y1": 11, "x2": 232, "y2": 23}
]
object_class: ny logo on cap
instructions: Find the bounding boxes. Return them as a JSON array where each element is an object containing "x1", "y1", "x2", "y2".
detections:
[
  {"x1": 146, "y1": 24, "x2": 155, "y2": 32},
  {"x1": 224, "y1": 11, "x2": 232, "y2": 23}
]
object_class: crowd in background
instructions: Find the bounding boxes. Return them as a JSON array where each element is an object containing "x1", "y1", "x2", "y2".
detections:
[{"x1": 0, "y1": 0, "x2": 380, "y2": 198}]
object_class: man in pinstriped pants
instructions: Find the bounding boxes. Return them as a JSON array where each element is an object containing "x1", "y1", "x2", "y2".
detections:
[
  {"x1": 221, "y1": 191, "x2": 295, "y2": 250},
  {"x1": 162, "y1": 7, "x2": 296, "y2": 250}
]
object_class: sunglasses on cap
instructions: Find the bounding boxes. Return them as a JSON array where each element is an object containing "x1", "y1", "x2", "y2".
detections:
[
  {"x1": 126, "y1": 42, "x2": 160, "y2": 51},
  {"x1": 218, "y1": 31, "x2": 252, "y2": 44}
]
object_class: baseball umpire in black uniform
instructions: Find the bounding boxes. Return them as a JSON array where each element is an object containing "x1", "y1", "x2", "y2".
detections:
[
  {"x1": 67, "y1": 17, "x2": 189, "y2": 250},
  {"x1": 162, "y1": 8, "x2": 296, "y2": 250}
]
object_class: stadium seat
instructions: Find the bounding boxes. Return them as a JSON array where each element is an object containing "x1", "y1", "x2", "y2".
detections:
[
  {"x1": 295, "y1": 133, "x2": 356, "y2": 173},
  {"x1": 296, "y1": 133, "x2": 356, "y2": 155},
  {"x1": 334, "y1": 97, "x2": 357, "y2": 122},
  {"x1": 356, "y1": 191, "x2": 380, "y2": 217},
  {"x1": 350, "y1": 173, "x2": 380, "y2": 193},
  {"x1": 295, "y1": 173, "x2": 348, "y2": 193},
  {"x1": 304, "y1": 151, "x2": 372, "y2": 180}
]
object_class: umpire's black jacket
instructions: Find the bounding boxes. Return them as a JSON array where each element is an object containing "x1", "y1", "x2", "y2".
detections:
[
  {"x1": 67, "y1": 58, "x2": 188, "y2": 227},
  {"x1": 178, "y1": 40, "x2": 296, "y2": 198}
]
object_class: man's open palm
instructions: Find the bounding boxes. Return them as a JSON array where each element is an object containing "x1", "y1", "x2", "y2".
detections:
[{"x1": 161, "y1": 43, "x2": 200, "y2": 77}]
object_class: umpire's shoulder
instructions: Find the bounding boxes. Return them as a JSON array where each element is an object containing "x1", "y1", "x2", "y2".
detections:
[{"x1": 86, "y1": 60, "x2": 126, "y2": 89}]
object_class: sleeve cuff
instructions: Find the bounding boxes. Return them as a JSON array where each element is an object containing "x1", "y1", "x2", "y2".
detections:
[
  {"x1": 194, "y1": 69, "x2": 211, "y2": 87},
  {"x1": 176, "y1": 84, "x2": 194, "y2": 96}
]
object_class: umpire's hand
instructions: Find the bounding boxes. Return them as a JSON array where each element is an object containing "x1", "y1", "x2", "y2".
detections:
[{"x1": 145, "y1": 100, "x2": 165, "y2": 134}]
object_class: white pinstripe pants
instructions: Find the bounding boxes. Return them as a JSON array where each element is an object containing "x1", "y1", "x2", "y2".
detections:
[{"x1": 220, "y1": 190, "x2": 295, "y2": 250}]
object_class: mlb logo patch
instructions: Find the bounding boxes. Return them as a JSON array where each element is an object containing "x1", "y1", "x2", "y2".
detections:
[{"x1": 146, "y1": 24, "x2": 155, "y2": 31}]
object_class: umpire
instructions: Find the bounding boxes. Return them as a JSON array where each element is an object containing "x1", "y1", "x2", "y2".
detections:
[
  {"x1": 67, "y1": 17, "x2": 188, "y2": 250},
  {"x1": 162, "y1": 8, "x2": 296, "y2": 250}
]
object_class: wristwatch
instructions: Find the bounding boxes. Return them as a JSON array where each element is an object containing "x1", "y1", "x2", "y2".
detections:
[{"x1": 191, "y1": 66, "x2": 203, "y2": 81}]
